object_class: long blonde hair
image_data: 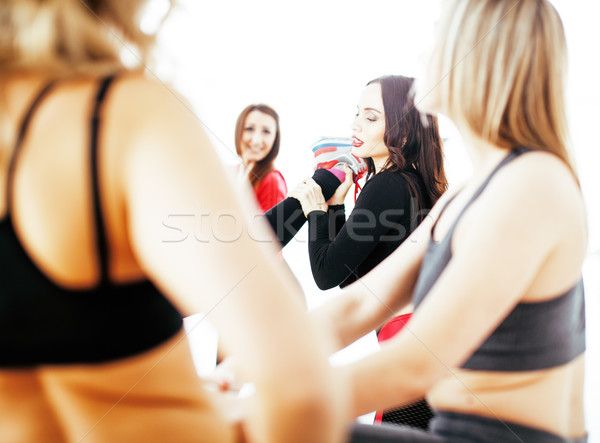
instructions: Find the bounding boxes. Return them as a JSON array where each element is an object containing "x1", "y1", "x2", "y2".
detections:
[
  {"x1": 433, "y1": 0, "x2": 576, "y2": 177},
  {"x1": 0, "y1": 0, "x2": 171, "y2": 75},
  {"x1": 0, "y1": 0, "x2": 171, "y2": 162}
]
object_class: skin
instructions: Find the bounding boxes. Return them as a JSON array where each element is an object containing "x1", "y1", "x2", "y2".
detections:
[
  {"x1": 350, "y1": 82, "x2": 389, "y2": 173},
  {"x1": 0, "y1": 72, "x2": 347, "y2": 443},
  {"x1": 323, "y1": 143, "x2": 587, "y2": 437},
  {"x1": 239, "y1": 110, "x2": 277, "y2": 178}
]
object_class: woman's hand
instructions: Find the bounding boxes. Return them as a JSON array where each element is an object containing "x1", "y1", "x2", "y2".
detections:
[
  {"x1": 202, "y1": 356, "x2": 243, "y2": 393},
  {"x1": 288, "y1": 178, "x2": 328, "y2": 217},
  {"x1": 237, "y1": 156, "x2": 256, "y2": 185},
  {"x1": 327, "y1": 164, "x2": 353, "y2": 206},
  {"x1": 207, "y1": 388, "x2": 251, "y2": 429}
]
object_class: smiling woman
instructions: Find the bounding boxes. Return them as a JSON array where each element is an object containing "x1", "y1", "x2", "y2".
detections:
[{"x1": 235, "y1": 104, "x2": 287, "y2": 212}]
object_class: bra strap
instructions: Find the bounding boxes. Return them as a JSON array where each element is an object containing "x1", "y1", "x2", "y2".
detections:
[
  {"x1": 90, "y1": 75, "x2": 117, "y2": 285},
  {"x1": 431, "y1": 147, "x2": 532, "y2": 237}
]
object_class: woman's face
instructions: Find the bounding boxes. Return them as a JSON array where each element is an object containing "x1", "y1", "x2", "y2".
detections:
[
  {"x1": 240, "y1": 110, "x2": 277, "y2": 163},
  {"x1": 351, "y1": 83, "x2": 388, "y2": 162}
]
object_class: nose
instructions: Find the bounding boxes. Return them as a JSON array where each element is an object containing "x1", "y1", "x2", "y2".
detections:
[
  {"x1": 350, "y1": 115, "x2": 361, "y2": 133},
  {"x1": 251, "y1": 130, "x2": 263, "y2": 146}
]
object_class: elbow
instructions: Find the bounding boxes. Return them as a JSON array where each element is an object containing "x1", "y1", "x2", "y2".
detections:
[
  {"x1": 287, "y1": 383, "x2": 339, "y2": 427},
  {"x1": 394, "y1": 356, "x2": 442, "y2": 400},
  {"x1": 254, "y1": 370, "x2": 344, "y2": 443},
  {"x1": 310, "y1": 260, "x2": 344, "y2": 290},
  {"x1": 378, "y1": 340, "x2": 445, "y2": 406},
  {"x1": 314, "y1": 275, "x2": 339, "y2": 291}
]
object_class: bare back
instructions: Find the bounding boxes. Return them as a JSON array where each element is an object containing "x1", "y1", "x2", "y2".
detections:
[{"x1": 0, "y1": 73, "x2": 240, "y2": 442}]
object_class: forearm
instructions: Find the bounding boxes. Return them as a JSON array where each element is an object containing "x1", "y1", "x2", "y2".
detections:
[
  {"x1": 311, "y1": 293, "x2": 395, "y2": 356},
  {"x1": 341, "y1": 348, "x2": 430, "y2": 417},
  {"x1": 263, "y1": 197, "x2": 306, "y2": 247},
  {"x1": 310, "y1": 233, "x2": 426, "y2": 352},
  {"x1": 310, "y1": 290, "x2": 380, "y2": 353},
  {"x1": 264, "y1": 169, "x2": 341, "y2": 247},
  {"x1": 246, "y1": 379, "x2": 347, "y2": 443},
  {"x1": 241, "y1": 310, "x2": 348, "y2": 443}
]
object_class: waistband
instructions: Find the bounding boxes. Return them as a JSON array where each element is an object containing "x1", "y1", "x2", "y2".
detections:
[{"x1": 431, "y1": 411, "x2": 587, "y2": 443}]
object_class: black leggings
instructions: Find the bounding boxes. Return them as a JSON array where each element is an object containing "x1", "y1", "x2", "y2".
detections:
[{"x1": 349, "y1": 411, "x2": 588, "y2": 443}]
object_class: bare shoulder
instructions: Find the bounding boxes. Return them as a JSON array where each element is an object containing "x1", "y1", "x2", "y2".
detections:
[
  {"x1": 491, "y1": 150, "x2": 584, "y2": 214},
  {"x1": 110, "y1": 72, "x2": 197, "y2": 127},
  {"x1": 428, "y1": 180, "x2": 465, "y2": 219},
  {"x1": 471, "y1": 150, "x2": 587, "y2": 245},
  {"x1": 106, "y1": 71, "x2": 211, "y2": 161},
  {"x1": 506, "y1": 150, "x2": 579, "y2": 185}
]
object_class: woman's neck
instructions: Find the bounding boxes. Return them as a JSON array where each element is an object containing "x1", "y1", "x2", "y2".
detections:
[
  {"x1": 372, "y1": 156, "x2": 388, "y2": 174},
  {"x1": 459, "y1": 127, "x2": 508, "y2": 180}
]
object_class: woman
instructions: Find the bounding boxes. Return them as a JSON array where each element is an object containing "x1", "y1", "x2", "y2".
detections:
[
  {"x1": 290, "y1": 75, "x2": 447, "y2": 429},
  {"x1": 291, "y1": 75, "x2": 446, "y2": 289},
  {"x1": 311, "y1": 1, "x2": 588, "y2": 441},
  {"x1": 235, "y1": 104, "x2": 287, "y2": 212},
  {"x1": 0, "y1": 1, "x2": 345, "y2": 442}
]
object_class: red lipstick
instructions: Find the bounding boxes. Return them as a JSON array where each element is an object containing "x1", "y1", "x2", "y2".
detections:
[{"x1": 352, "y1": 137, "x2": 363, "y2": 148}]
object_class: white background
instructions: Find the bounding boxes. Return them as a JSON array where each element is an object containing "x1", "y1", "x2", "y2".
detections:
[{"x1": 145, "y1": 0, "x2": 600, "y2": 439}]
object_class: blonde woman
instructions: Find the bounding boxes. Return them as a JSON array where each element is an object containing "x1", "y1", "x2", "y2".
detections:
[
  {"x1": 311, "y1": 1, "x2": 588, "y2": 441},
  {"x1": 0, "y1": 1, "x2": 345, "y2": 442}
]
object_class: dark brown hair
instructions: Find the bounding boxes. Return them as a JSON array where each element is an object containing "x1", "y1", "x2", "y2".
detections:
[
  {"x1": 366, "y1": 75, "x2": 447, "y2": 214},
  {"x1": 234, "y1": 104, "x2": 281, "y2": 188}
]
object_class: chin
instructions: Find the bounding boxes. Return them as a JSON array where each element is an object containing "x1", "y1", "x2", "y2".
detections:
[
  {"x1": 247, "y1": 154, "x2": 267, "y2": 162},
  {"x1": 351, "y1": 147, "x2": 366, "y2": 158}
]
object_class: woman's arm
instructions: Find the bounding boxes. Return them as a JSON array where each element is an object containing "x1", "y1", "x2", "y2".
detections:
[
  {"x1": 306, "y1": 181, "x2": 463, "y2": 354},
  {"x1": 305, "y1": 173, "x2": 414, "y2": 289},
  {"x1": 309, "y1": 216, "x2": 434, "y2": 353},
  {"x1": 324, "y1": 165, "x2": 354, "y2": 238},
  {"x1": 341, "y1": 154, "x2": 587, "y2": 416},
  {"x1": 327, "y1": 204, "x2": 347, "y2": 237},
  {"x1": 116, "y1": 77, "x2": 346, "y2": 443},
  {"x1": 263, "y1": 169, "x2": 341, "y2": 247}
]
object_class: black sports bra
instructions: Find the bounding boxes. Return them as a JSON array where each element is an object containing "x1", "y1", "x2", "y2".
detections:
[
  {"x1": 0, "y1": 76, "x2": 183, "y2": 367},
  {"x1": 411, "y1": 148, "x2": 586, "y2": 371}
]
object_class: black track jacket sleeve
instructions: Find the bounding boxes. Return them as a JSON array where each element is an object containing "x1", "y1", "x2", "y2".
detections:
[{"x1": 263, "y1": 169, "x2": 342, "y2": 247}]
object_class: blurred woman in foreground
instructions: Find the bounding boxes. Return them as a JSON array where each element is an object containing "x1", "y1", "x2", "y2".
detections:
[{"x1": 0, "y1": 1, "x2": 345, "y2": 442}]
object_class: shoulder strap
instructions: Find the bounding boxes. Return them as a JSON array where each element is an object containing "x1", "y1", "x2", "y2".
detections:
[
  {"x1": 431, "y1": 147, "x2": 531, "y2": 237},
  {"x1": 90, "y1": 75, "x2": 117, "y2": 285},
  {"x1": 6, "y1": 81, "x2": 57, "y2": 215}
]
